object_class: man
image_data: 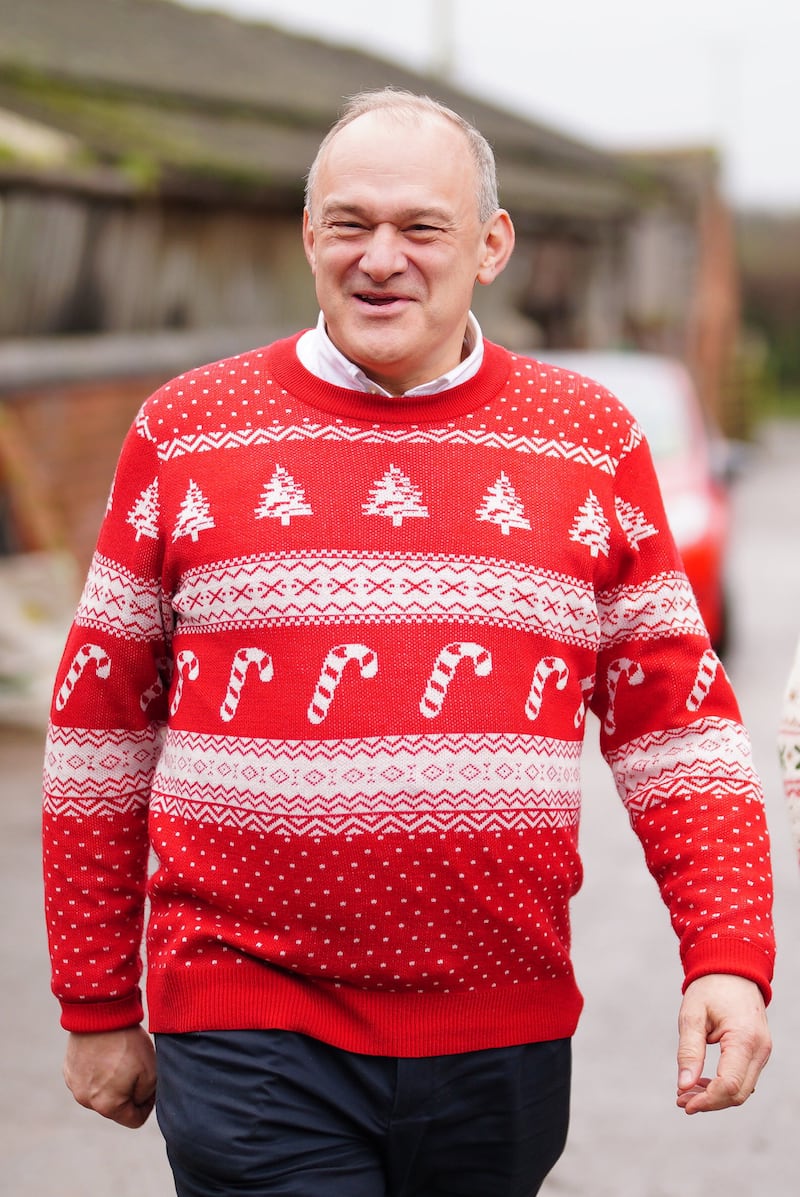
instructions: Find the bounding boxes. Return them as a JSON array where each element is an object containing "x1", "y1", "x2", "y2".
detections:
[{"x1": 44, "y1": 90, "x2": 773, "y2": 1196}]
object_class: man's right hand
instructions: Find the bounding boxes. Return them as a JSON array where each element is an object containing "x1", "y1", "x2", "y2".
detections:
[{"x1": 63, "y1": 1026, "x2": 157, "y2": 1128}]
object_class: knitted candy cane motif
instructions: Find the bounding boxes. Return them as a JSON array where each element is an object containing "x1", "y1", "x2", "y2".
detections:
[
  {"x1": 419, "y1": 642, "x2": 492, "y2": 719},
  {"x1": 139, "y1": 656, "x2": 172, "y2": 712},
  {"x1": 140, "y1": 674, "x2": 164, "y2": 712},
  {"x1": 603, "y1": 657, "x2": 645, "y2": 736},
  {"x1": 574, "y1": 673, "x2": 596, "y2": 729},
  {"x1": 170, "y1": 650, "x2": 199, "y2": 717},
  {"x1": 525, "y1": 656, "x2": 569, "y2": 722},
  {"x1": 55, "y1": 643, "x2": 111, "y2": 711},
  {"x1": 307, "y1": 644, "x2": 378, "y2": 725},
  {"x1": 220, "y1": 648, "x2": 274, "y2": 722},
  {"x1": 687, "y1": 648, "x2": 719, "y2": 713}
]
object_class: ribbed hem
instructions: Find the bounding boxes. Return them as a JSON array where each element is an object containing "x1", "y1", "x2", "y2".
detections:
[
  {"x1": 147, "y1": 960, "x2": 584, "y2": 1056},
  {"x1": 681, "y1": 936, "x2": 774, "y2": 1004}
]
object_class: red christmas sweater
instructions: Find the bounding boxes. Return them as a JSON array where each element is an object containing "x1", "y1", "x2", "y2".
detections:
[{"x1": 43, "y1": 335, "x2": 774, "y2": 1053}]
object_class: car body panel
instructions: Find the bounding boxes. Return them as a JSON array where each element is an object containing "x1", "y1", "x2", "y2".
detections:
[{"x1": 537, "y1": 350, "x2": 732, "y2": 652}]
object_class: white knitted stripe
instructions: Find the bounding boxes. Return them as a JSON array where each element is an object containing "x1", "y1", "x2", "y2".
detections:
[
  {"x1": 597, "y1": 571, "x2": 706, "y2": 643},
  {"x1": 607, "y1": 718, "x2": 760, "y2": 815},
  {"x1": 146, "y1": 729, "x2": 583, "y2": 835},
  {"x1": 74, "y1": 552, "x2": 168, "y2": 641},
  {"x1": 43, "y1": 724, "x2": 164, "y2": 813},
  {"x1": 172, "y1": 551, "x2": 601, "y2": 642}
]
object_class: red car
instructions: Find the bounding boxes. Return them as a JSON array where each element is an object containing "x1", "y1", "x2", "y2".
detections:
[{"x1": 539, "y1": 350, "x2": 733, "y2": 654}]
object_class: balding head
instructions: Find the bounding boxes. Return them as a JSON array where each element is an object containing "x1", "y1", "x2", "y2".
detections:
[{"x1": 305, "y1": 88, "x2": 500, "y2": 223}]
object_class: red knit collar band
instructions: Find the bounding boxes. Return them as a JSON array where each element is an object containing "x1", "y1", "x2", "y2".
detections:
[{"x1": 265, "y1": 332, "x2": 514, "y2": 425}]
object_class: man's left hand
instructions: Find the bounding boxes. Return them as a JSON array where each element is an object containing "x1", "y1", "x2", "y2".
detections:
[{"x1": 676, "y1": 973, "x2": 771, "y2": 1114}]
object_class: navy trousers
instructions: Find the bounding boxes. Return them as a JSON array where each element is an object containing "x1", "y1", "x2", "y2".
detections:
[{"x1": 155, "y1": 1030, "x2": 571, "y2": 1197}]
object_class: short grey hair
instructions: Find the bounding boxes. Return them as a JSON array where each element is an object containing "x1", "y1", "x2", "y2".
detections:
[{"x1": 305, "y1": 88, "x2": 500, "y2": 222}]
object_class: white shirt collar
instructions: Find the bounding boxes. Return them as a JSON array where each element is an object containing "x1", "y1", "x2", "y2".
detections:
[{"x1": 296, "y1": 311, "x2": 484, "y2": 396}]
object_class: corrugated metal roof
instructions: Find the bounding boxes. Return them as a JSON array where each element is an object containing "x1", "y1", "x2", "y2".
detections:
[{"x1": 0, "y1": 0, "x2": 642, "y2": 217}]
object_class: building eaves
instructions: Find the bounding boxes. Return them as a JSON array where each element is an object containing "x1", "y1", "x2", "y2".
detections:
[{"x1": 0, "y1": 0, "x2": 646, "y2": 217}]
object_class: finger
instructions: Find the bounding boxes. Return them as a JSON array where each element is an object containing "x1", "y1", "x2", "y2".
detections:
[
  {"x1": 676, "y1": 1020, "x2": 708, "y2": 1093},
  {"x1": 676, "y1": 1077, "x2": 710, "y2": 1109},
  {"x1": 678, "y1": 1044, "x2": 765, "y2": 1114},
  {"x1": 64, "y1": 1066, "x2": 155, "y2": 1127},
  {"x1": 90, "y1": 1088, "x2": 154, "y2": 1128},
  {"x1": 115, "y1": 1096, "x2": 155, "y2": 1128},
  {"x1": 677, "y1": 1086, "x2": 706, "y2": 1111}
]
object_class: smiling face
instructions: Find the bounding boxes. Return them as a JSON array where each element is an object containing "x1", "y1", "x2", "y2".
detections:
[{"x1": 303, "y1": 109, "x2": 514, "y2": 395}]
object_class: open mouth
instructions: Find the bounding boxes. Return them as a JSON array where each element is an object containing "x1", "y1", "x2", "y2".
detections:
[{"x1": 356, "y1": 294, "x2": 404, "y2": 306}]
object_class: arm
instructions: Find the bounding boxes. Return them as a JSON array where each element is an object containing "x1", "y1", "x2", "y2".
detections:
[
  {"x1": 43, "y1": 411, "x2": 170, "y2": 1035},
  {"x1": 676, "y1": 973, "x2": 771, "y2": 1114},
  {"x1": 64, "y1": 1027, "x2": 157, "y2": 1128},
  {"x1": 592, "y1": 426, "x2": 775, "y2": 1106}
]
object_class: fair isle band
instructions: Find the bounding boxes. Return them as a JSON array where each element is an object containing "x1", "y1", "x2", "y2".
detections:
[
  {"x1": 154, "y1": 420, "x2": 644, "y2": 477},
  {"x1": 597, "y1": 571, "x2": 706, "y2": 643},
  {"x1": 173, "y1": 551, "x2": 601, "y2": 642},
  {"x1": 148, "y1": 729, "x2": 582, "y2": 836},
  {"x1": 74, "y1": 552, "x2": 169, "y2": 641},
  {"x1": 43, "y1": 723, "x2": 164, "y2": 813},
  {"x1": 607, "y1": 717, "x2": 761, "y2": 816},
  {"x1": 72, "y1": 552, "x2": 706, "y2": 649}
]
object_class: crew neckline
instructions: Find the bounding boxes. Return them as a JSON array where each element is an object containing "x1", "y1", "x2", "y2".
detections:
[{"x1": 266, "y1": 332, "x2": 513, "y2": 426}]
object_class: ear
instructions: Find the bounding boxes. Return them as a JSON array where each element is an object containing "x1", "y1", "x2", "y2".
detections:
[
  {"x1": 302, "y1": 208, "x2": 317, "y2": 274},
  {"x1": 476, "y1": 210, "x2": 515, "y2": 286}
]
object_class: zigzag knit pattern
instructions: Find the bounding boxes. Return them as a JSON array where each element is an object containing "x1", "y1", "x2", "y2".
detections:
[{"x1": 43, "y1": 335, "x2": 774, "y2": 1051}]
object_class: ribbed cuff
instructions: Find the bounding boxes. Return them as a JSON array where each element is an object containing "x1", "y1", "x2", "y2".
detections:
[
  {"x1": 58, "y1": 990, "x2": 144, "y2": 1033},
  {"x1": 681, "y1": 937, "x2": 774, "y2": 1004}
]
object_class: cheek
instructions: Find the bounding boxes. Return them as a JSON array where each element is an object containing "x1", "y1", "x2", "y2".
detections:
[{"x1": 315, "y1": 247, "x2": 355, "y2": 282}]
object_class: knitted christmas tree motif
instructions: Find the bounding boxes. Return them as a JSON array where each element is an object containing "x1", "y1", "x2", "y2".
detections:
[
  {"x1": 475, "y1": 472, "x2": 531, "y2": 535},
  {"x1": 134, "y1": 404, "x2": 154, "y2": 443},
  {"x1": 172, "y1": 480, "x2": 215, "y2": 543},
  {"x1": 126, "y1": 479, "x2": 160, "y2": 541},
  {"x1": 254, "y1": 465, "x2": 313, "y2": 526},
  {"x1": 363, "y1": 465, "x2": 429, "y2": 527},
  {"x1": 569, "y1": 490, "x2": 610, "y2": 557},
  {"x1": 615, "y1": 497, "x2": 657, "y2": 550}
]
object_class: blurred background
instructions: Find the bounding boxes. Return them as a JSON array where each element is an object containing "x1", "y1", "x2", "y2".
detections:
[{"x1": 1, "y1": 2, "x2": 799, "y2": 1194}]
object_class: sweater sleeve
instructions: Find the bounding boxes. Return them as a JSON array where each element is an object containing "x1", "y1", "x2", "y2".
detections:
[
  {"x1": 778, "y1": 634, "x2": 800, "y2": 863},
  {"x1": 590, "y1": 430, "x2": 775, "y2": 1001},
  {"x1": 42, "y1": 409, "x2": 171, "y2": 1032}
]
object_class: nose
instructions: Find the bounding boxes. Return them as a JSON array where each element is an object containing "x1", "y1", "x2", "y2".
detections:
[{"x1": 359, "y1": 224, "x2": 408, "y2": 281}]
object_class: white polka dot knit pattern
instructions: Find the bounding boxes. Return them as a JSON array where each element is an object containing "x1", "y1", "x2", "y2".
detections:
[{"x1": 42, "y1": 335, "x2": 774, "y2": 1053}]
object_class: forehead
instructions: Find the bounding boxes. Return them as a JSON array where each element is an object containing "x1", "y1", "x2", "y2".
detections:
[{"x1": 313, "y1": 110, "x2": 477, "y2": 214}]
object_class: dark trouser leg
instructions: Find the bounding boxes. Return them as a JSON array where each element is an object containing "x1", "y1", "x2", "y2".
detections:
[
  {"x1": 155, "y1": 1030, "x2": 390, "y2": 1197},
  {"x1": 386, "y1": 1038, "x2": 571, "y2": 1197},
  {"x1": 155, "y1": 1031, "x2": 571, "y2": 1197}
]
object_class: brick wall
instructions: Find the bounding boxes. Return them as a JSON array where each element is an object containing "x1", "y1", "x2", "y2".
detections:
[{"x1": 6, "y1": 373, "x2": 163, "y2": 573}]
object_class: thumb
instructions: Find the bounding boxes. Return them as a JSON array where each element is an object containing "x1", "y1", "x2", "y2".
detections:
[{"x1": 677, "y1": 1010, "x2": 708, "y2": 1092}]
